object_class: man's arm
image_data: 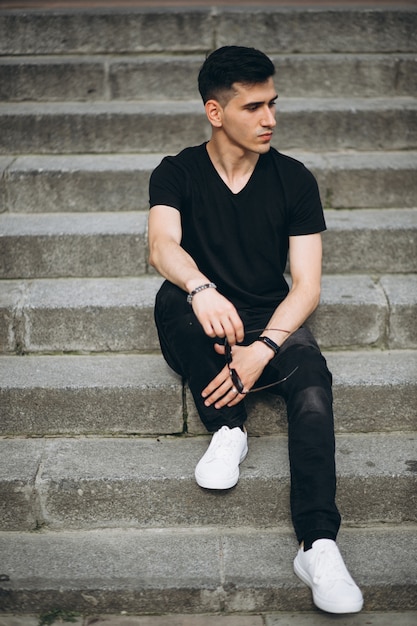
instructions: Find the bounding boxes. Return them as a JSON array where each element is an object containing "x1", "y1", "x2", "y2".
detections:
[
  {"x1": 148, "y1": 204, "x2": 244, "y2": 343},
  {"x1": 202, "y1": 232, "x2": 323, "y2": 408},
  {"x1": 262, "y1": 231, "x2": 323, "y2": 348}
]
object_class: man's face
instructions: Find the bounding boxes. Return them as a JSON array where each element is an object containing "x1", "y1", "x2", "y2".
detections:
[{"x1": 218, "y1": 77, "x2": 278, "y2": 154}]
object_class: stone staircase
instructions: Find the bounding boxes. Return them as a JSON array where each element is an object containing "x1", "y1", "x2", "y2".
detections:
[{"x1": 0, "y1": 3, "x2": 416, "y2": 616}]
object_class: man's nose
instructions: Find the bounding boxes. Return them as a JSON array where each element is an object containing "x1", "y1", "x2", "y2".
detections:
[{"x1": 262, "y1": 106, "x2": 276, "y2": 127}]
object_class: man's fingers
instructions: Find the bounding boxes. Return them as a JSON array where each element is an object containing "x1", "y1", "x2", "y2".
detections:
[
  {"x1": 195, "y1": 294, "x2": 244, "y2": 342},
  {"x1": 231, "y1": 315, "x2": 245, "y2": 343},
  {"x1": 221, "y1": 314, "x2": 244, "y2": 344},
  {"x1": 203, "y1": 378, "x2": 231, "y2": 406},
  {"x1": 213, "y1": 384, "x2": 244, "y2": 409},
  {"x1": 205, "y1": 315, "x2": 243, "y2": 344},
  {"x1": 202, "y1": 366, "x2": 229, "y2": 398},
  {"x1": 201, "y1": 364, "x2": 245, "y2": 408}
]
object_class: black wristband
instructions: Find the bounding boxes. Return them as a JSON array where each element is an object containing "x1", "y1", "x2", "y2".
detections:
[{"x1": 255, "y1": 335, "x2": 280, "y2": 355}]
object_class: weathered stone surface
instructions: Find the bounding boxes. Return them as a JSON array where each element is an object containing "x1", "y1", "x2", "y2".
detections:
[
  {"x1": 0, "y1": 99, "x2": 415, "y2": 155},
  {"x1": 309, "y1": 275, "x2": 388, "y2": 349},
  {"x1": 3, "y1": 153, "x2": 416, "y2": 213},
  {"x1": 0, "y1": 212, "x2": 148, "y2": 278},
  {"x1": 107, "y1": 53, "x2": 417, "y2": 100},
  {"x1": 0, "y1": 281, "x2": 25, "y2": 353},
  {"x1": 2, "y1": 612, "x2": 412, "y2": 626},
  {"x1": 0, "y1": 9, "x2": 214, "y2": 55},
  {"x1": 1, "y1": 52, "x2": 416, "y2": 103},
  {"x1": 1, "y1": 350, "x2": 415, "y2": 438},
  {"x1": 271, "y1": 53, "x2": 417, "y2": 98},
  {"x1": 0, "y1": 101, "x2": 209, "y2": 154},
  {"x1": 381, "y1": 275, "x2": 417, "y2": 348},
  {"x1": 1, "y1": 274, "x2": 404, "y2": 354},
  {"x1": 0, "y1": 434, "x2": 412, "y2": 531},
  {"x1": 0, "y1": 157, "x2": 14, "y2": 212},
  {"x1": 0, "y1": 4, "x2": 415, "y2": 622},
  {"x1": 216, "y1": 9, "x2": 417, "y2": 54},
  {"x1": 1, "y1": 208, "x2": 416, "y2": 278},
  {"x1": 327, "y1": 350, "x2": 417, "y2": 433},
  {"x1": 20, "y1": 276, "x2": 163, "y2": 353},
  {"x1": 0, "y1": 354, "x2": 183, "y2": 436},
  {"x1": 0, "y1": 56, "x2": 106, "y2": 102},
  {"x1": 109, "y1": 55, "x2": 203, "y2": 101},
  {"x1": 0, "y1": 439, "x2": 45, "y2": 531},
  {"x1": 266, "y1": 613, "x2": 417, "y2": 626},
  {"x1": 3, "y1": 154, "x2": 161, "y2": 213},
  {"x1": 1, "y1": 8, "x2": 415, "y2": 55},
  {"x1": 0, "y1": 617, "x2": 74, "y2": 626},
  {"x1": 273, "y1": 98, "x2": 417, "y2": 153},
  {"x1": 323, "y1": 208, "x2": 417, "y2": 273},
  {"x1": 311, "y1": 152, "x2": 417, "y2": 209},
  {"x1": 0, "y1": 527, "x2": 415, "y2": 613}
]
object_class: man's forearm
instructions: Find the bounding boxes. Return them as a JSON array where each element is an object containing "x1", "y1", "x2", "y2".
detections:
[
  {"x1": 148, "y1": 205, "x2": 212, "y2": 295},
  {"x1": 259, "y1": 232, "x2": 323, "y2": 351},
  {"x1": 262, "y1": 282, "x2": 321, "y2": 350},
  {"x1": 149, "y1": 238, "x2": 210, "y2": 294}
]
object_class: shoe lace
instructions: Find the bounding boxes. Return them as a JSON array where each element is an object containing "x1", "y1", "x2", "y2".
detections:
[
  {"x1": 313, "y1": 544, "x2": 351, "y2": 586},
  {"x1": 211, "y1": 427, "x2": 243, "y2": 462}
]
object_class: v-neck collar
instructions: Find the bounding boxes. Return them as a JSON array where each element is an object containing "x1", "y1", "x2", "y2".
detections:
[{"x1": 203, "y1": 142, "x2": 261, "y2": 196}]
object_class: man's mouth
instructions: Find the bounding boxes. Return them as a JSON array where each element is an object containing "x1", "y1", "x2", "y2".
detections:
[{"x1": 258, "y1": 131, "x2": 274, "y2": 139}]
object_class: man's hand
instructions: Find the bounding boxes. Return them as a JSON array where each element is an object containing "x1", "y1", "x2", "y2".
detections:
[
  {"x1": 201, "y1": 341, "x2": 273, "y2": 409},
  {"x1": 191, "y1": 288, "x2": 244, "y2": 346}
]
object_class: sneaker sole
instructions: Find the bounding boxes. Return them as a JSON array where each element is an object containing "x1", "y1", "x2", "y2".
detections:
[
  {"x1": 293, "y1": 555, "x2": 364, "y2": 614},
  {"x1": 195, "y1": 445, "x2": 248, "y2": 490}
]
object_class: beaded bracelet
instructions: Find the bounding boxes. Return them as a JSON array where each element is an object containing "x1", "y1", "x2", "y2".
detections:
[{"x1": 187, "y1": 282, "x2": 217, "y2": 304}]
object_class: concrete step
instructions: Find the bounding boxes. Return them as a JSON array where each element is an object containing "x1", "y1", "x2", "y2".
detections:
[
  {"x1": 0, "y1": 212, "x2": 149, "y2": 278},
  {"x1": 1, "y1": 98, "x2": 416, "y2": 154},
  {"x1": 0, "y1": 7, "x2": 415, "y2": 55},
  {"x1": 1, "y1": 152, "x2": 416, "y2": 212},
  {"x1": 1, "y1": 208, "x2": 416, "y2": 278},
  {"x1": 0, "y1": 433, "x2": 415, "y2": 532},
  {"x1": 1, "y1": 53, "x2": 416, "y2": 102},
  {"x1": 1, "y1": 614, "x2": 417, "y2": 626},
  {"x1": 0, "y1": 5, "x2": 414, "y2": 619},
  {"x1": 1, "y1": 274, "x2": 416, "y2": 354},
  {"x1": 322, "y1": 208, "x2": 417, "y2": 274},
  {"x1": 0, "y1": 526, "x2": 415, "y2": 613},
  {"x1": 0, "y1": 275, "x2": 162, "y2": 354},
  {"x1": 0, "y1": 154, "x2": 161, "y2": 212},
  {"x1": 0, "y1": 351, "x2": 415, "y2": 437}
]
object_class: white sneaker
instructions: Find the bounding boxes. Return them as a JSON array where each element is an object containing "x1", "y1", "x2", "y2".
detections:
[
  {"x1": 294, "y1": 539, "x2": 363, "y2": 614},
  {"x1": 195, "y1": 425, "x2": 248, "y2": 489}
]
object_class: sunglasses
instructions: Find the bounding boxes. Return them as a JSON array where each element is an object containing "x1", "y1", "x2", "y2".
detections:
[{"x1": 224, "y1": 328, "x2": 298, "y2": 394}]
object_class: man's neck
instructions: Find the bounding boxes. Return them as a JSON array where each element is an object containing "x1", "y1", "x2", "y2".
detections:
[{"x1": 206, "y1": 139, "x2": 260, "y2": 194}]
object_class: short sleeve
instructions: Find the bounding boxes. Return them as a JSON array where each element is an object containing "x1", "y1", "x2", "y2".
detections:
[
  {"x1": 149, "y1": 156, "x2": 184, "y2": 211},
  {"x1": 287, "y1": 165, "x2": 326, "y2": 236}
]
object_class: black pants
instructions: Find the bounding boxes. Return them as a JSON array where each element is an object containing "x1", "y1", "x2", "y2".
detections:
[{"x1": 154, "y1": 280, "x2": 341, "y2": 545}]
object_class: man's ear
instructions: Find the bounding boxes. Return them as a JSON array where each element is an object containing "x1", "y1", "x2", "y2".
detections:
[{"x1": 205, "y1": 99, "x2": 223, "y2": 128}]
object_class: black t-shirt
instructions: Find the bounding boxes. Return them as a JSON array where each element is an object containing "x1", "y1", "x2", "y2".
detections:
[{"x1": 149, "y1": 143, "x2": 326, "y2": 310}]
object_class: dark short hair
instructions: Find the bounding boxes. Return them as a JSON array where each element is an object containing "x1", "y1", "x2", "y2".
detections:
[{"x1": 198, "y1": 46, "x2": 275, "y2": 104}]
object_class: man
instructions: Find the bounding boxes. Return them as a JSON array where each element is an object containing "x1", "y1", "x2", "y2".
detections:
[{"x1": 148, "y1": 46, "x2": 363, "y2": 614}]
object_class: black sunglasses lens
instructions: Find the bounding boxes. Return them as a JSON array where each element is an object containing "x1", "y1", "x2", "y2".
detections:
[
  {"x1": 231, "y1": 368, "x2": 245, "y2": 393},
  {"x1": 224, "y1": 339, "x2": 232, "y2": 364}
]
